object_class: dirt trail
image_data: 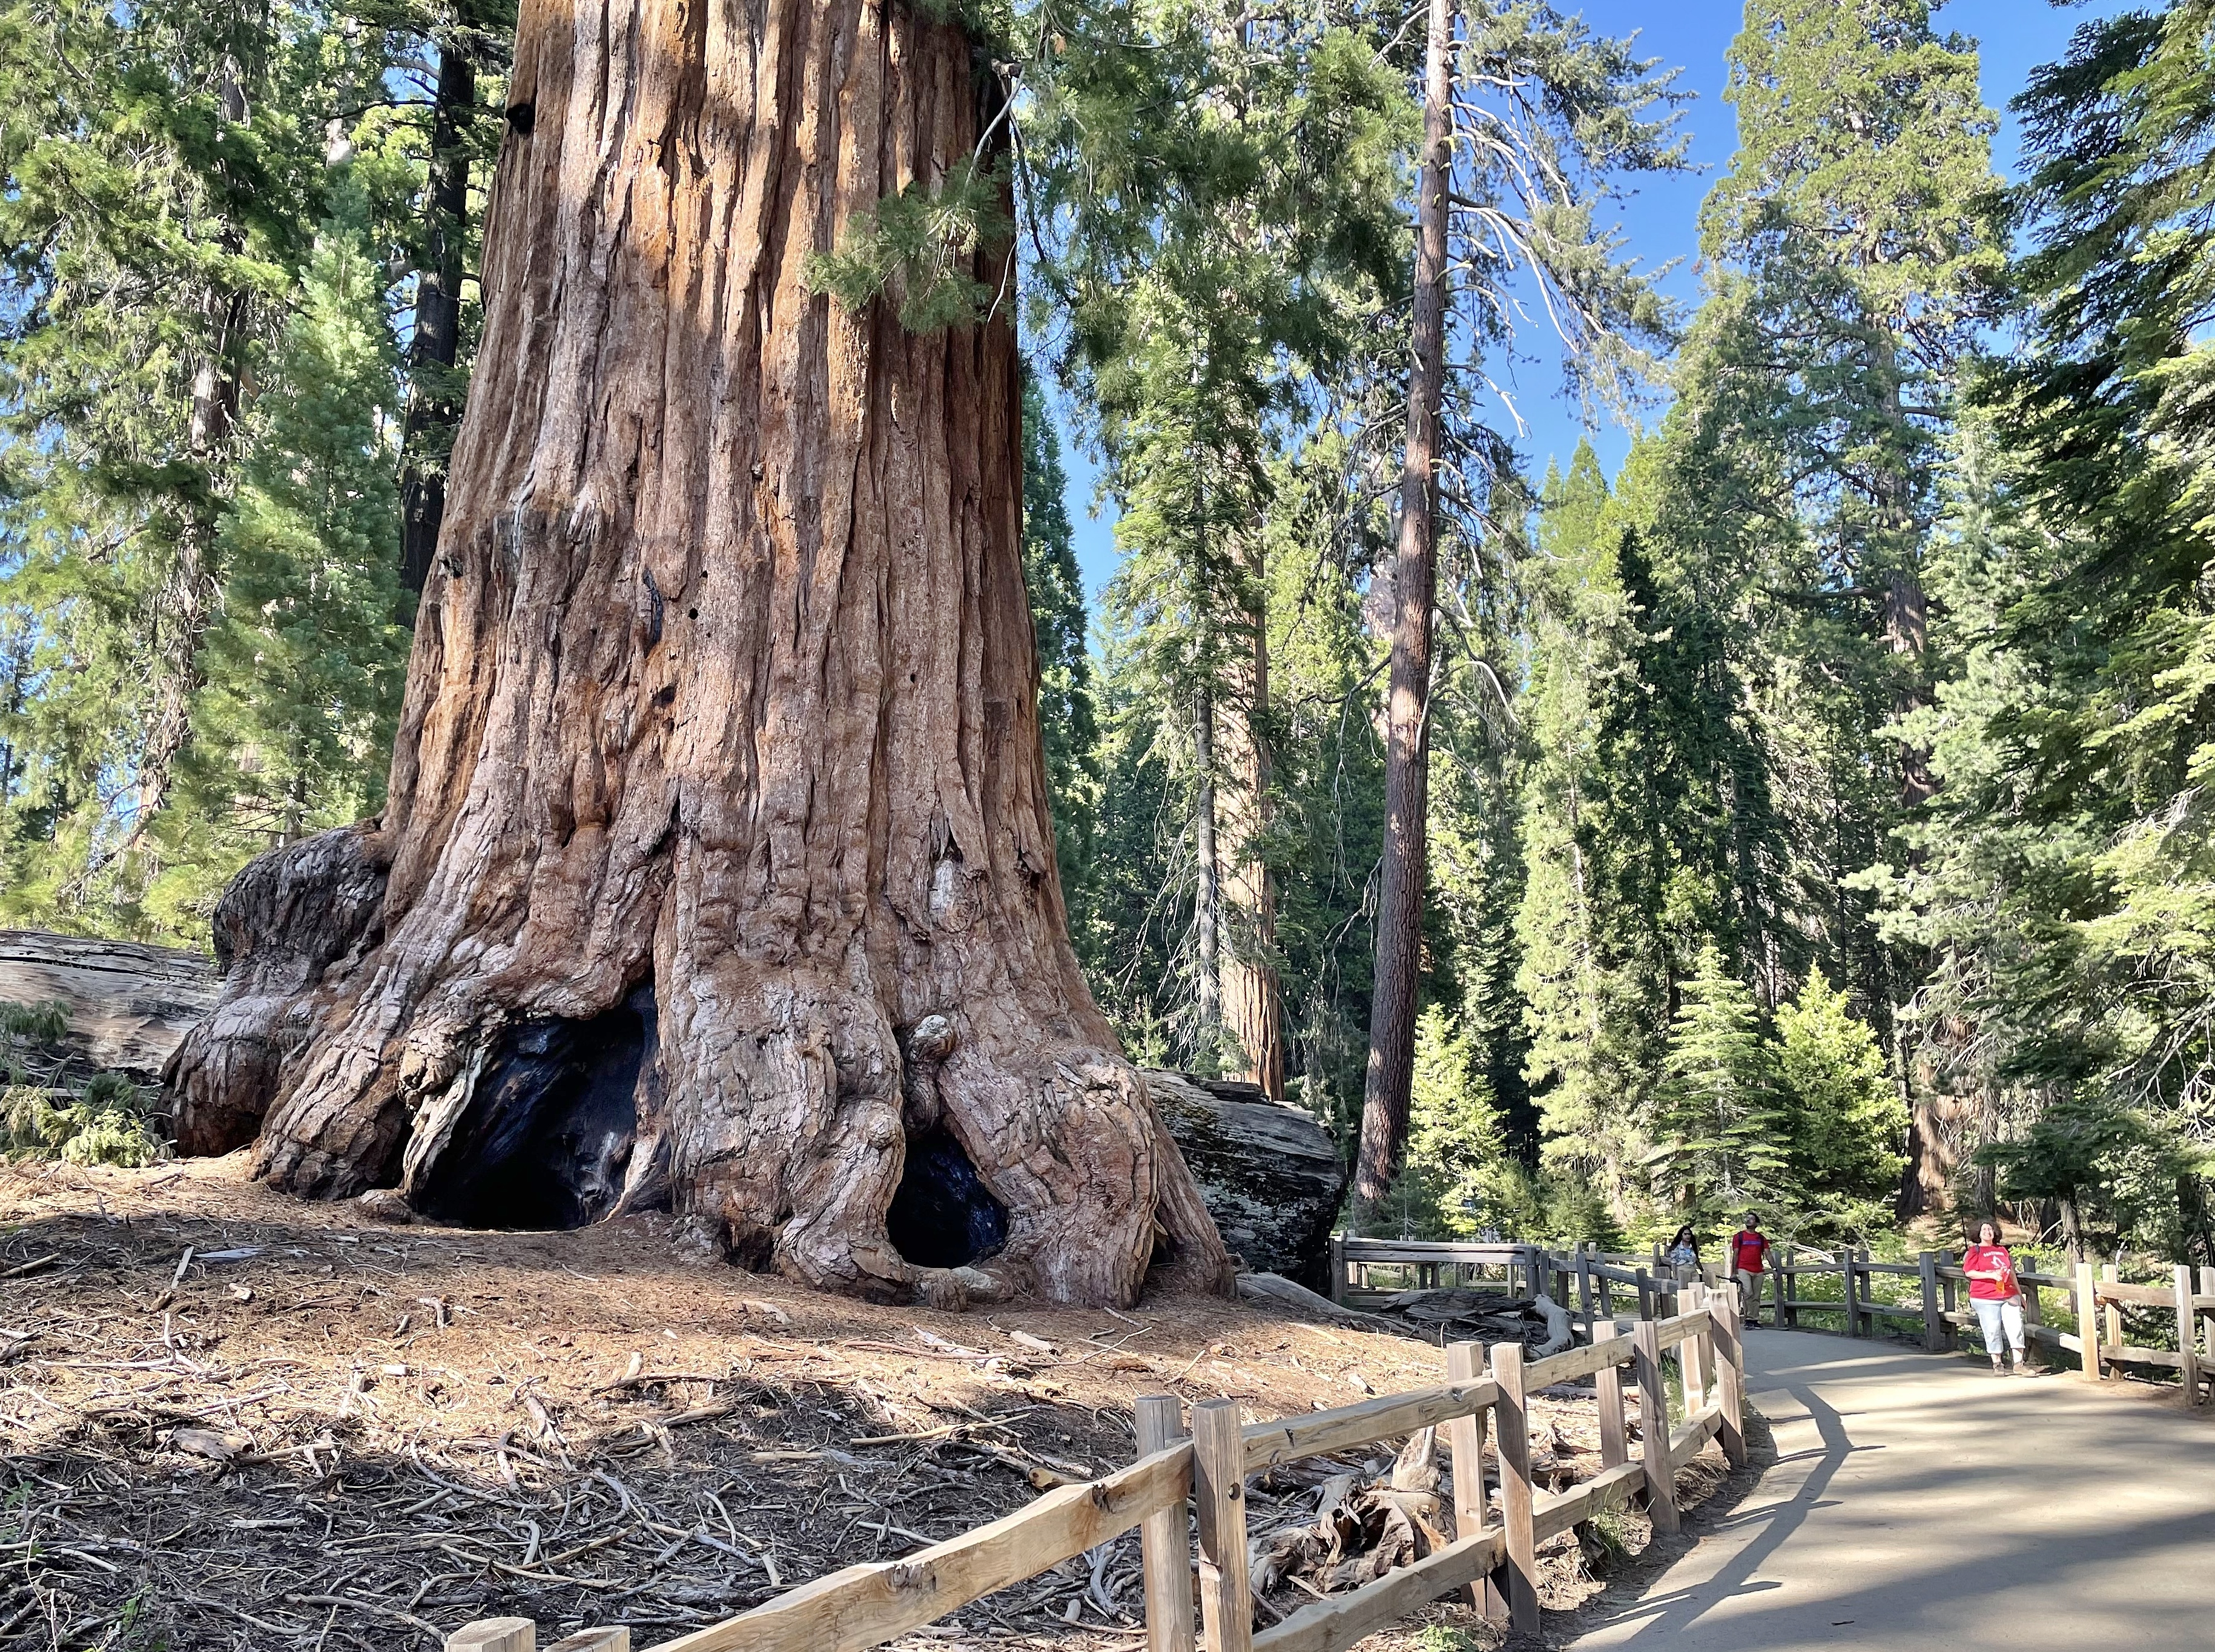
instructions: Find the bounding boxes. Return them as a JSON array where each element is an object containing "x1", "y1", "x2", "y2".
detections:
[{"x1": 0, "y1": 1157, "x2": 1727, "y2": 1650}]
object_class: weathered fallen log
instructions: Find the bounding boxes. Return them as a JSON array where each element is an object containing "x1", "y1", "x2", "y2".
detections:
[
  {"x1": 1142, "y1": 1070, "x2": 1347, "y2": 1291},
  {"x1": 1235, "y1": 1271, "x2": 1416, "y2": 1338},
  {"x1": 0, "y1": 930, "x2": 219, "y2": 1082}
]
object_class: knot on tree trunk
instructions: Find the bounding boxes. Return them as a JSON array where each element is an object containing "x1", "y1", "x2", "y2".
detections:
[{"x1": 899, "y1": 1013, "x2": 958, "y2": 1133}]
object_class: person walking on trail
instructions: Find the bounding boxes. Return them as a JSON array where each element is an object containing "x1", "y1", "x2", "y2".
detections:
[
  {"x1": 1730, "y1": 1215, "x2": 1771, "y2": 1326},
  {"x1": 1964, "y1": 1218, "x2": 2032, "y2": 1375},
  {"x1": 1663, "y1": 1225, "x2": 1700, "y2": 1286}
]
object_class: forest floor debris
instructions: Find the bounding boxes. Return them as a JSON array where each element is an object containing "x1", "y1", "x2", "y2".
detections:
[{"x1": 0, "y1": 1156, "x2": 1741, "y2": 1651}]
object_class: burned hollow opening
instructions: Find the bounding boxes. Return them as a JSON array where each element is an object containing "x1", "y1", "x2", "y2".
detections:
[
  {"x1": 886, "y1": 1128, "x2": 1008, "y2": 1270},
  {"x1": 411, "y1": 981, "x2": 655, "y2": 1230}
]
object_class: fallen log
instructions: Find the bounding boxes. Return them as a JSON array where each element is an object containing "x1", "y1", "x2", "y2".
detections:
[
  {"x1": 0, "y1": 930, "x2": 219, "y2": 1082},
  {"x1": 1144, "y1": 1070, "x2": 1347, "y2": 1291}
]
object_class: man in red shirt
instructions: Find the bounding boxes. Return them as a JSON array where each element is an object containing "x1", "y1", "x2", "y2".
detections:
[
  {"x1": 1729, "y1": 1213, "x2": 1771, "y2": 1326},
  {"x1": 1964, "y1": 1218, "x2": 2030, "y2": 1375}
]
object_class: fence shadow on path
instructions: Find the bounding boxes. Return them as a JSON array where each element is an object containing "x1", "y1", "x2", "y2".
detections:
[
  {"x1": 1562, "y1": 1374, "x2": 1859, "y2": 1647},
  {"x1": 1560, "y1": 1330, "x2": 2215, "y2": 1651}
]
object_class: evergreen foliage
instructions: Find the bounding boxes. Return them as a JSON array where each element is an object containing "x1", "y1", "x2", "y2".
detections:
[
  {"x1": 0, "y1": 0, "x2": 504, "y2": 941},
  {"x1": 1647, "y1": 947, "x2": 1789, "y2": 1224}
]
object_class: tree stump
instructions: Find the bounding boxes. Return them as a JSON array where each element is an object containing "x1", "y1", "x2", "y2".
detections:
[{"x1": 161, "y1": 0, "x2": 1230, "y2": 1308}]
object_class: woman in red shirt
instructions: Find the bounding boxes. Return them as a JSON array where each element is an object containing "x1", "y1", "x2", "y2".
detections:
[{"x1": 1964, "y1": 1220, "x2": 2030, "y2": 1375}]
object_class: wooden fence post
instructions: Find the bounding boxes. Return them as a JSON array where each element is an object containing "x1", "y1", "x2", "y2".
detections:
[
  {"x1": 1711, "y1": 1288, "x2": 1748, "y2": 1469},
  {"x1": 449, "y1": 1622, "x2": 534, "y2": 1652},
  {"x1": 2075, "y1": 1261, "x2": 2102, "y2": 1381},
  {"x1": 1329, "y1": 1233, "x2": 1345, "y2": 1305},
  {"x1": 2101, "y1": 1263, "x2": 2124, "y2": 1356},
  {"x1": 2201, "y1": 1267, "x2": 2215, "y2": 1400},
  {"x1": 1918, "y1": 1251, "x2": 1942, "y2": 1352},
  {"x1": 1777, "y1": 1249, "x2": 1793, "y2": 1330},
  {"x1": 1636, "y1": 1266, "x2": 1654, "y2": 1323},
  {"x1": 1844, "y1": 1249, "x2": 1861, "y2": 1339},
  {"x1": 2174, "y1": 1266, "x2": 2202, "y2": 1409},
  {"x1": 1577, "y1": 1243, "x2": 1594, "y2": 1340},
  {"x1": 1192, "y1": 1399, "x2": 1250, "y2": 1652},
  {"x1": 1938, "y1": 1250, "x2": 1959, "y2": 1350},
  {"x1": 1632, "y1": 1317, "x2": 1679, "y2": 1535},
  {"x1": 1680, "y1": 1284, "x2": 1710, "y2": 1409},
  {"x1": 1444, "y1": 1340, "x2": 1507, "y2": 1622},
  {"x1": 1487, "y1": 1340, "x2": 1542, "y2": 1635},
  {"x1": 1593, "y1": 1320, "x2": 1627, "y2": 1471},
  {"x1": 1136, "y1": 1395, "x2": 1195, "y2": 1652}
]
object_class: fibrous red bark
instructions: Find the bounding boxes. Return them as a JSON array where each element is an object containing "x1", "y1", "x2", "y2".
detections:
[{"x1": 166, "y1": 0, "x2": 1231, "y2": 1308}]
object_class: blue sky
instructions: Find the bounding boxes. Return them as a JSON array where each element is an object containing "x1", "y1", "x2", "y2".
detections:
[{"x1": 1051, "y1": 0, "x2": 2123, "y2": 606}]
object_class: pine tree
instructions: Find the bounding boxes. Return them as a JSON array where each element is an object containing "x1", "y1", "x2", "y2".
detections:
[
  {"x1": 1396, "y1": 1003, "x2": 1510, "y2": 1238},
  {"x1": 1648, "y1": 947, "x2": 1789, "y2": 1221},
  {"x1": 1881, "y1": 3, "x2": 2215, "y2": 1263},
  {"x1": 144, "y1": 170, "x2": 410, "y2": 934},
  {"x1": 1700, "y1": 0, "x2": 2000, "y2": 811},
  {"x1": 1020, "y1": 375, "x2": 1100, "y2": 927},
  {"x1": 1773, "y1": 965, "x2": 1906, "y2": 1235}
]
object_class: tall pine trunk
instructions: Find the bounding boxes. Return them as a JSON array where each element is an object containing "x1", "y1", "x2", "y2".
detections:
[
  {"x1": 167, "y1": 0, "x2": 1230, "y2": 1309},
  {"x1": 1221, "y1": 580, "x2": 1282, "y2": 1098},
  {"x1": 1356, "y1": 0, "x2": 1451, "y2": 1211},
  {"x1": 1193, "y1": 687, "x2": 1223, "y2": 1040},
  {"x1": 397, "y1": 4, "x2": 487, "y2": 597}
]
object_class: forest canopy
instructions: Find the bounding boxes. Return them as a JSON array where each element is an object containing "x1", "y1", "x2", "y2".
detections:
[{"x1": 2, "y1": 0, "x2": 2211, "y2": 1272}]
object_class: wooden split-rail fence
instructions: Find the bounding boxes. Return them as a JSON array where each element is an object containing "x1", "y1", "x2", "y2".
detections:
[
  {"x1": 1494, "y1": 1241, "x2": 2211, "y2": 1406},
  {"x1": 439, "y1": 1281, "x2": 1748, "y2": 1652}
]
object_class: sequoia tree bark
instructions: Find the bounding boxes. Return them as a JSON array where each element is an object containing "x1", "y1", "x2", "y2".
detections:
[{"x1": 165, "y1": 0, "x2": 1231, "y2": 1309}]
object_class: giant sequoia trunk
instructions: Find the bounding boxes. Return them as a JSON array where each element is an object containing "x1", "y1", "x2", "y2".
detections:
[{"x1": 166, "y1": 0, "x2": 1231, "y2": 1308}]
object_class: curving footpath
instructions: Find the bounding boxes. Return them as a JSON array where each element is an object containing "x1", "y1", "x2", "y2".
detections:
[{"x1": 1567, "y1": 1327, "x2": 2215, "y2": 1650}]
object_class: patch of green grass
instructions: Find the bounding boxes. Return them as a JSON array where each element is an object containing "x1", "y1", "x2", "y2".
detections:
[{"x1": 1413, "y1": 1627, "x2": 1482, "y2": 1652}]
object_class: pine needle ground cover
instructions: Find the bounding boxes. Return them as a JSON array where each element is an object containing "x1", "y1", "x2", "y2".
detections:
[{"x1": 0, "y1": 1159, "x2": 1746, "y2": 1652}]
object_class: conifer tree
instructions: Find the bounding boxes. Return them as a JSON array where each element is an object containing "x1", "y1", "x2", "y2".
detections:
[
  {"x1": 1020, "y1": 377, "x2": 1100, "y2": 925},
  {"x1": 147, "y1": 170, "x2": 410, "y2": 932},
  {"x1": 1648, "y1": 947, "x2": 1788, "y2": 1220},
  {"x1": 1773, "y1": 965, "x2": 1906, "y2": 1234}
]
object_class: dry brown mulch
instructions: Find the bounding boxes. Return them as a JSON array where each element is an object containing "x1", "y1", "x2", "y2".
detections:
[{"x1": 0, "y1": 1155, "x2": 1741, "y2": 1652}]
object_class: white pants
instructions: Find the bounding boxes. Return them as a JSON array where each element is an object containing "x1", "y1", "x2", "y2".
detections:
[
  {"x1": 1735, "y1": 1268, "x2": 1763, "y2": 1318},
  {"x1": 1973, "y1": 1295, "x2": 2025, "y2": 1356}
]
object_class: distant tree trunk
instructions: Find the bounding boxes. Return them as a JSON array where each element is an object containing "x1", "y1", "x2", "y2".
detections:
[
  {"x1": 1356, "y1": 0, "x2": 1451, "y2": 1211},
  {"x1": 1193, "y1": 688, "x2": 1224, "y2": 1043},
  {"x1": 1220, "y1": 580, "x2": 1283, "y2": 1099},
  {"x1": 398, "y1": 2, "x2": 490, "y2": 596},
  {"x1": 129, "y1": 57, "x2": 249, "y2": 841},
  {"x1": 166, "y1": 0, "x2": 1230, "y2": 1309}
]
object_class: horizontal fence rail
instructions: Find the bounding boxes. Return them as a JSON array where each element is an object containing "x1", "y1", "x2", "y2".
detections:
[{"x1": 444, "y1": 1274, "x2": 1748, "y2": 1652}]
